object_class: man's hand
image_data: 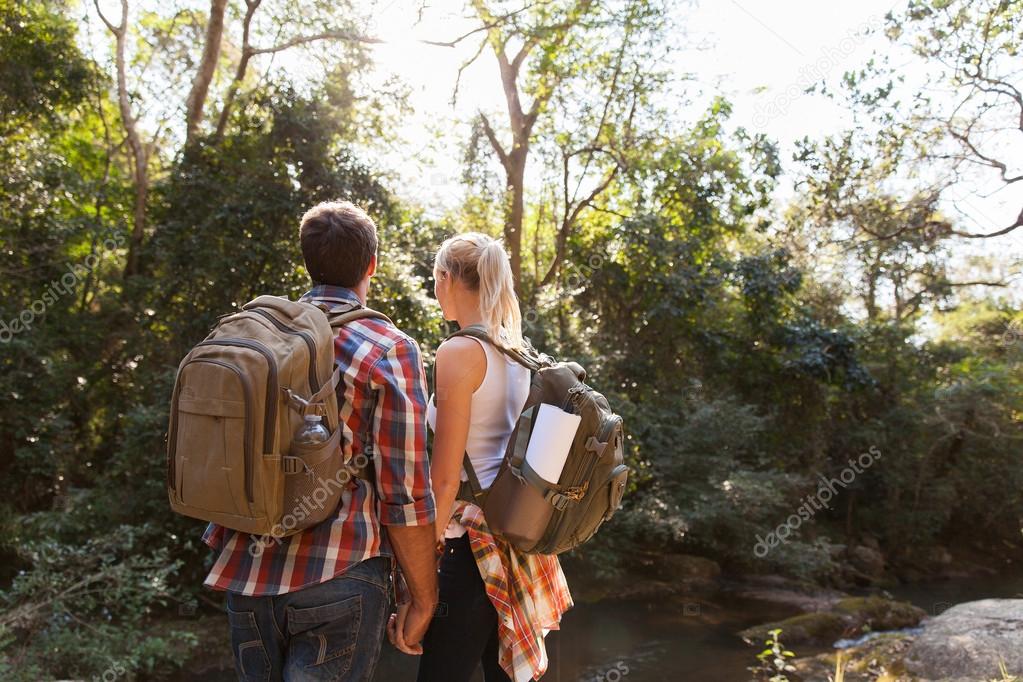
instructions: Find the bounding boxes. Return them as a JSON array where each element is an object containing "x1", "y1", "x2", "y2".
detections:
[{"x1": 387, "y1": 599, "x2": 435, "y2": 655}]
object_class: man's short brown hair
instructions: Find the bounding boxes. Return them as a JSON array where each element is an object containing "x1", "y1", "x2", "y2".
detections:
[{"x1": 299, "y1": 201, "x2": 378, "y2": 287}]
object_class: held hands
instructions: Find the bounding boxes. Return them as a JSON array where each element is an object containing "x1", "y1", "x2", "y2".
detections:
[
  {"x1": 387, "y1": 598, "x2": 435, "y2": 655},
  {"x1": 387, "y1": 526, "x2": 445, "y2": 655}
]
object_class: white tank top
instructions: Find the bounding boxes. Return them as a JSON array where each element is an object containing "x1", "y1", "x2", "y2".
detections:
[{"x1": 427, "y1": 333, "x2": 530, "y2": 537}]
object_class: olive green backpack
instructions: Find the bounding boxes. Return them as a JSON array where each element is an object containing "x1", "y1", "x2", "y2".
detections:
[{"x1": 450, "y1": 325, "x2": 628, "y2": 555}]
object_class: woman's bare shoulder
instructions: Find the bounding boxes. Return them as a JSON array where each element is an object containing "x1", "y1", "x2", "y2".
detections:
[{"x1": 436, "y1": 335, "x2": 487, "y2": 391}]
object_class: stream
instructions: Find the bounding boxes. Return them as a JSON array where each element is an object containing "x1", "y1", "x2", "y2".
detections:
[
  {"x1": 372, "y1": 570, "x2": 1023, "y2": 681},
  {"x1": 176, "y1": 570, "x2": 1023, "y2": 681}
]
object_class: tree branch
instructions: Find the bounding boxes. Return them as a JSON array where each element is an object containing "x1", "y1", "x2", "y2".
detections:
[
  {"x1": 249, "y1": 29, "x2": 383, "y2": 55},
  {"x1": 214, "y1": 0, "x2": 261, "y2": 139},
  {"x1": 478, "y1": 111, "x2": 510, "y2": 172},
  {"x1": 949, "y1": 206, "x2": 1023, "y2": 238}
]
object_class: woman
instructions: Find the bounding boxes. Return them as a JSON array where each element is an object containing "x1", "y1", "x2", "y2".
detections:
[{"x1": 416, "y1": 232, "x2": 572, "y2": 682}]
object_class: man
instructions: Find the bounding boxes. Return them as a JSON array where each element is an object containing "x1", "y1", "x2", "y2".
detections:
[{"x1": 201, "y1": 200, "x2": 438, "y2": 681}]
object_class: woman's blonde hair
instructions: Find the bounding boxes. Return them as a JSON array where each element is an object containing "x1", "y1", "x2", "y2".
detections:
[{"x1": 434, "y1": 232, "x2": 524, "y2": 350}]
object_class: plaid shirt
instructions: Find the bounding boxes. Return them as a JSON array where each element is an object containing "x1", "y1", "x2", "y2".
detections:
[
  {"x1": 201, "y1": 285, "x2": 435, "y2": 596},
  {"x1": 456, "y1": 502, "x2": 573, "y2": 682}
]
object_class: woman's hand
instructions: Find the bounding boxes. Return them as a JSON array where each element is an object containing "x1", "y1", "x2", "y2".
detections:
[
  {"x1": 387, "y1": 603, "x2": 419, "y2": 654},
  {"x1": 387, "y1": 599, "x2": 435, "y2": 655}
]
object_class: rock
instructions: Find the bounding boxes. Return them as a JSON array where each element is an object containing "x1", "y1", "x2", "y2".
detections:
[
  {"x1": 858, "y1": 534, "x2": 881, "y2": 552},
  {"x1": 895, "y1": 565, "x2": 926, "y2": 584},
  {"x1": 903, "y1": 599, "x2": 1023, "y2": 681},
  {"x1": 725, "y1": 574, "x2": 847, "y2": 612},
  {"x1": 848, "y1": 544, "x2": 886, "y2": 579},
  {"x1": 922, "y1": 545, "x2": 953, "y2": 567},
  {"x1": 790, "y1": 632, "x2": 916, "y2": 681},
  {"x1": 831, "y1": 596, "x2": 926, "y2": 631},
  {"x1": 739, "y1": 596, "x2": 926, "y2": 646},
  {"x1": 741, "y1": 610, "x2": 849, "y2": 646}
]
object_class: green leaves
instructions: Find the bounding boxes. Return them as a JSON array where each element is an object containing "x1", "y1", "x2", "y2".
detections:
[{"x1": 0, "y1": 0, "x2": 97, "y2": 131}]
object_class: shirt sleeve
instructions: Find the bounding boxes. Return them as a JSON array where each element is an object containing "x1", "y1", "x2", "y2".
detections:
[
  {"x1": 202, "y1": 522, "x2": 224, "y2": 550},
  {"x1": 368, "y1": 336, "x2": 436, "y2": 526}
]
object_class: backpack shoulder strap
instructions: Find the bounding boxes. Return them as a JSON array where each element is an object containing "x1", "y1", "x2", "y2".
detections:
[
  {"x1": 312, "y1": 301, "x2": 394, "y2": 486},
  {"x1": 445, "y1": 324, "x2": 544, "y2": 372},
  {"x1": 327, "y1": 305, "x2": 393, "y2": 329},
  {"x1": 446, "y1": 324, "x2": 546, "y2": 505},
  {"x1": 456, "y1": 456, "x2": 487, "y2": 506}
]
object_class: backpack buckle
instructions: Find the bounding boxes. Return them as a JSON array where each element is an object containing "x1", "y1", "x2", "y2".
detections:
[{"x1": 549, "y1": 492, "x2": 571, "y2": 511}]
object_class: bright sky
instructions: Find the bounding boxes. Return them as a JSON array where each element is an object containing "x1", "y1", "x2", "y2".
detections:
[{"x1": 363, "y1": 0, "x2": 1023, "y2": 281}]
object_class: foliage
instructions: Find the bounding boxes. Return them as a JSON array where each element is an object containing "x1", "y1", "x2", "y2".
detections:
[
  {"x1": 0, "y1": 0, "x2": 96, "y2": 130},
  {"x1": 0, "y1": 0, "x2": 1020, "y2": 677}
]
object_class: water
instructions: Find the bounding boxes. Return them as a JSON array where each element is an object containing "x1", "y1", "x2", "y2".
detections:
[
  {"x1": 178, "y1": 570, "x2": 1023, "y2": 681},
  {"x1": 883, "y1": 572, "x2": 1023, "y2": 616},
  {"x1": 373, "y1": 590, "x2": 817, "y2": 681},
  {"x1": 374, "y1": 570, "x2": 1023, "y2": 681}
]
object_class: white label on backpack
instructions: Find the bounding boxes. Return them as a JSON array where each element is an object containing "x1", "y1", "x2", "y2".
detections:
[{"x1": 525, "y1": 404, "x2": 582, "y2": 484}]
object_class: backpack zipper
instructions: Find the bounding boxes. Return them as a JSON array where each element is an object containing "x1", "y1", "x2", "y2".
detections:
[
  {"x1": 245, "y1": 308, "x2": 321, "y2": 392},
  {"x1": 170, "y1": 357, "x2": 256, "y2": 503},
  {"x1": 197, "y1": 338, "x2": 278, "y2": 455},
  {"x1": 536, "y1": 389, "x2": 622, "y2": 551}
]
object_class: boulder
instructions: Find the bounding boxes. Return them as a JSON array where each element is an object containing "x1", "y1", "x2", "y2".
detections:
[
  {"x1": 725, "y1": 574, "x2": 846, "y2": 612},
  {"x1": 903, "y1": 599, "x2": 1023, "y2": 681},
  {"x1": 858, "y1": 534, "x2": 881, "y2": 552},
  {"x1": 739, "y1": 596, "x2": 926, "y2": 646},
  {"x1": 847, "y1": 544, "x2": 886, "y2": 579}
]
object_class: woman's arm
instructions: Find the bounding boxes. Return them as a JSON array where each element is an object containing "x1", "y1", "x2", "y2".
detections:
[{"x1": 430, "y1": 336, "x2": 487, "y2": 541}]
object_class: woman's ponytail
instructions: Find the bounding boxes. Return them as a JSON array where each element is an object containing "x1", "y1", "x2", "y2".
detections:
[{"x1": 477, "y1": 239, "x2": 524, "y2": 349}]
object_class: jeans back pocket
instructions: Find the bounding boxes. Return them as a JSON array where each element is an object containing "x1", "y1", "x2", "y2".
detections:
[{"x1": 286, "y1": 594, "x2": 362, "y2": 674}]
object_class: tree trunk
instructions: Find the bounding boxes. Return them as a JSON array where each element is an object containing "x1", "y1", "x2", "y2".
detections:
[
  {"x1": 505, "y1": 150, "x2": 526, "y2": 289},
  {"x1": 185, "y1": 0, "x2": 229, "y2": 144},
  {"x1": 96, "y1": 0, "x2": 149, "y2": 279}
]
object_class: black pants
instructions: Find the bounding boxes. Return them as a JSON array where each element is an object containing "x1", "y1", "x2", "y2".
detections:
[{"x1": 416, "y1": 534, "x2": 512, "y2": 682}]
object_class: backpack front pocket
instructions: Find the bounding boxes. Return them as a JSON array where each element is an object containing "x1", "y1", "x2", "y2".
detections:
[{"x1": 173, "y1": 359, "x2": 254, "y2": 517}]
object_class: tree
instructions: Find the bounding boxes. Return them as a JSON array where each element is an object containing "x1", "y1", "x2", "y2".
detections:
[
  {"x1": 89, "y1": 0, "x2": 380, "y2": 277},
  {"x1": 880, "y1": 0, "x2": 1023, "y2": 238},
  {"x1": 0, "y1": 0, "x2": 95, "y2": 130},
  {"x1": 440, "y1": 0, "x2": 673, "y2": 291}
]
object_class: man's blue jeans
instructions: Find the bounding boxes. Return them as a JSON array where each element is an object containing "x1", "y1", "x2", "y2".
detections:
[{"x1": 225, "y1": 556, "x2": 390, "y2": 681}]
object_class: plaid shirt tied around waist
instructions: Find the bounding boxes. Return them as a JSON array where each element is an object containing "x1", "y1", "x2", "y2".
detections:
[
  {"x1": 456, "y1": 502, "x2": 573, "y2": 682},
  {"x1": 201, "y1": 285, "x2": 435, "y2": 596}
]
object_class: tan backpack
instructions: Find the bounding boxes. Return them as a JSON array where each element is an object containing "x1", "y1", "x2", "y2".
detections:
[
  {"x1": 450, "y1": 325, "x2": 629, "y2": 555},
  {"x1": 166, "y1": 295, "x2": 388, "y2": 539}
]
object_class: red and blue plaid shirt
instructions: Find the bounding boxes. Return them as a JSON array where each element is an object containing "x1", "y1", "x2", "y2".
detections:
[{"x1": 201, "y1": 285, "x2": 435, "y2": 596}]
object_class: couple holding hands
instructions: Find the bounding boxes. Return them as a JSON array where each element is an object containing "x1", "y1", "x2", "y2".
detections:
[{"x1": 199, "y1": 201, "x2": 572, "y2": 682}]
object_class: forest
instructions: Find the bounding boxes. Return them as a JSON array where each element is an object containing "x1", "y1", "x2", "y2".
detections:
[{"x1": 0, "y1": 0, "x2": 1021, "y2": 680}]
